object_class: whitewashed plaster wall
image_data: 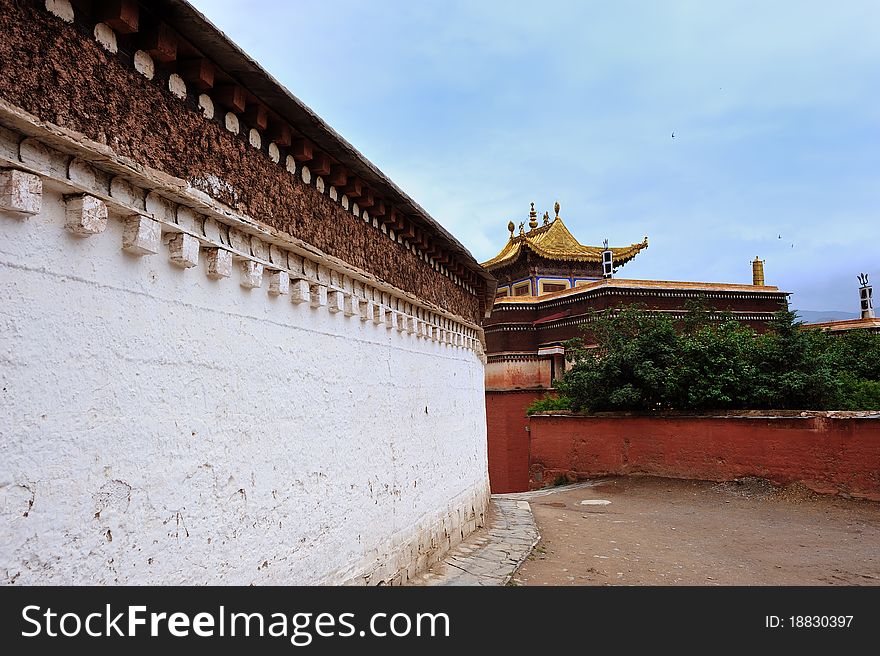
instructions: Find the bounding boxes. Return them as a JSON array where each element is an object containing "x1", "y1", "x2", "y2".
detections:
[{"x1": 0, "y1": 180, "x2": 489, "y2": 585}]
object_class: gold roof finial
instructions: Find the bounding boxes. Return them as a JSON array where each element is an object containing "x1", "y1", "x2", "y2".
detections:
[
  {"x1": 518, "y1": 222, "x2": 525, "y2": 235},
  {"x1": 507, "y1": 220, "x2": 515, "y2": 237},
  {"x1": 752, "y1": 256, "x2": 765, "y2": 286},
  {"x1": 543, "y1": 211, "x2": 550, "y2": 225},
  {"x1": 528, "y1": 202, "x2": 538, "y2": 230},
  {"x1": 554, "y1": 201, "x2": 560, "y2": 219}
]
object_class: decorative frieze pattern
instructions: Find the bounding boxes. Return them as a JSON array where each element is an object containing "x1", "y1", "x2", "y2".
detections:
[
  {"x1": 0, "y1": 125, "x2": 484, "y2": 356},
  {"x1": 486, "y1": 353, "x2": 544, "y2": 363},
  {"x1": 484, "y1": 311, "x2": 783, "y2": 334},
  {"x1": 40, "y1": 0, "x2": 479, "y2": 298},
  {"x1": 494, "y1": 287, "x2": 789, "y2": 313}
]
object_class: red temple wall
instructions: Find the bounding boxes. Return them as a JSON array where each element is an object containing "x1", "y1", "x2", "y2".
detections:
[
  {"x1": 485, "y1": 390, "x2": 545, "y2": 493},
  {"x1": 528, "y1": 414, "x2": 880, "y2": 500}
]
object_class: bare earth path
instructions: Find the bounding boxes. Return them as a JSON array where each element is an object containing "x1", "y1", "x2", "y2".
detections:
[{"x1": 513, "y1": 477, "x2": 880, "y2": 586}]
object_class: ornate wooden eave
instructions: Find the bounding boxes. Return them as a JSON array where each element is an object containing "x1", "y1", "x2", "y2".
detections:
[{"x1": 482, "y1": 204, "x2": 647, "y2": 271}]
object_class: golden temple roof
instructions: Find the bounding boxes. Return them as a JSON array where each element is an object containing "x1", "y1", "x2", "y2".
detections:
[{"x1": 482, "y1": 204, "x2": 648, "y2": 270}]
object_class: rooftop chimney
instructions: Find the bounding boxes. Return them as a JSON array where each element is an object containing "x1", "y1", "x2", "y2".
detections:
[
  {"x1": 752, "y1": 257, "x2": 765, "y2": 286},
  {"x1": 858, "y1": 273, "x2": 875, "y2": 319}
]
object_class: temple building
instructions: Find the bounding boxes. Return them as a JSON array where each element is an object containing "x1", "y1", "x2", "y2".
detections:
[
  {"x1": 486, "y1": 201, "x2": 649, "y2": 298},
  {"x1": 482, "y1": 202, "x2": 791, "y2": 493},
  {"x1": 804, "y1": 274, "x2": 879, "y2": 334}
]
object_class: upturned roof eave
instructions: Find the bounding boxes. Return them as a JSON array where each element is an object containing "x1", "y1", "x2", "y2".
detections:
[{"x1": 482, "y1": 238, "x2": 647, "y2": 271}]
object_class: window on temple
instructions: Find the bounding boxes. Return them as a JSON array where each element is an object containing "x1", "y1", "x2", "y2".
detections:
[
  {"x1": 513, "y1": 282, "x2": 531, "y2": 296},
  {"x1": 541, "y1": 283, "x2": 566, "y2": 294},
  {"x1": 496, "y1": 288, "x2": 509, "y2": 298}
]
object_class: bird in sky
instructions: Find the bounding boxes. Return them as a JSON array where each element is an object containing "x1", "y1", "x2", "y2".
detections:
[{"x1": 671, "y1": 132, "x2": 675, "y2": 139}]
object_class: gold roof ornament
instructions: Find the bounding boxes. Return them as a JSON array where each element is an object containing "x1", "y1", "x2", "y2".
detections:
[
  {"x1": 507, "y1": 221, "x2": 515, "y2": 236},
  {"x1": 554, "y1": 201, "x2": 560, "y2": 219},
  {"x1": 528, "y1": 202, "x2": 538, "y2": 230},
  {"x1": 518, "y1": 222, "x2": 525, "y2": 235},
  {"x1": 752, "y1": 256, "x2": 765, "y2": 286},
  {"x1": 482, "y1": 209, "x2": 649, "y2": 270},
  {"x1": 543, "y1": 211, "x2": 550, "y2": 225}
]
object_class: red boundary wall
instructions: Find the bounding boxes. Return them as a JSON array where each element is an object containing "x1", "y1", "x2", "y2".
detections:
[
  {"x1": 528, "y1": 414, "x2": 880, "y2": 501},
  {"x1": 485, "y1": 390, "x2": 544, "y2": 493}
]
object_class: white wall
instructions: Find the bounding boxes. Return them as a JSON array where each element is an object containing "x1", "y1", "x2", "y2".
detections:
[{"x1": 0, "y1": 181, "x2": 489, "y2": 585}]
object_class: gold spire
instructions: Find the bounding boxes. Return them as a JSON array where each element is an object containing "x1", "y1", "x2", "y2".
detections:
[
  {"x1": 752, "y1": 256, "x2": 765, "y2": 286},
  {"x1": 554, "y1": 201, "x2": 560, "y2": 219},
  {"x1": 528, "y1": 202, "x2": 538, "y2": 230},
  {"x1": 507, "y1": 220, "x2": 515, "y2": 237}
]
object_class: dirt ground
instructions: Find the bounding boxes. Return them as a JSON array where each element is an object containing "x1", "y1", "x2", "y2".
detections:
[{"x1": 513, "y1": 477, "x2": 880, "y2": 586}]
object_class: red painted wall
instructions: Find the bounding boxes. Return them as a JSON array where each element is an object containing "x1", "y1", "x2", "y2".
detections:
[
  {"x1": 529, "y1": 414, "x2": 880, "y2": 501},
  {"x1": 485, "y1": 390, "x2": 544, "y2": 493}
]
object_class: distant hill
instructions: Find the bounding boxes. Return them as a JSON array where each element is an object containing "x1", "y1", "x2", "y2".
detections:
[{"x1": 795, "y1": 309, "x2": 860, "y2": 324}]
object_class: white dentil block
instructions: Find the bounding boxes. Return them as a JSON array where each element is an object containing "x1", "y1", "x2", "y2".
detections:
[
  {"x1": 240, "y1": 261, "x2": 264, "y2": 288},
  {"x1": 290, "y1": 279, "x2": 310, "y2": 304},
  {"x1": 65, "y1": 194, "x2": 108, "y2": 236},
  {"x1": 268, "y1": 271, "x2": 290, "y2": 295},
  {"x1": 168, "y1": 233, "x2": 200, "y2": 268},
  {"x1": 122, "y1": 216, "x2": 161, "y2": 255},
  {"x1": 0, "y1": 169, "x2": 42, "y2": 218},
  {"x1": 206, "y1": 248, "x2": 233, "y2": 279}
]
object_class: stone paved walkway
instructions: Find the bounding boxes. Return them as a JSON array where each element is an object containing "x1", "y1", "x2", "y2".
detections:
[{"x1": 411, "y1": 496, "x2": 540, "y2": 586}]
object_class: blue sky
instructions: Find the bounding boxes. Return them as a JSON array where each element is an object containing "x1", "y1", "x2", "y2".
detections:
[{"x1": 190, "y1": 0, "x2": 879, "y2": 312}]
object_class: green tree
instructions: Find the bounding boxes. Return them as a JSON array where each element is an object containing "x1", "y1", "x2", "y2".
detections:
[
  {"x1": 557, "y1": 306, "x2": 681, "y2": 412},
  {"x1": 677, "y1": 319, "x2": 758, "y2": 411},
  {"x1": 750, "y1": 311, "x2": 841, "y2": 409},
  {"x1": 827, "y1": 329, "x2": 880, "y2": 381},
  {"x1": 824, "y1": 328, "x2": 880, "y2": 410},
  {"x1": 551, "y1": 305, "x2": 880, "y2": 413}
]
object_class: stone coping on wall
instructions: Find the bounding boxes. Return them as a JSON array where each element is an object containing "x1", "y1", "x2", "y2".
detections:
[
  {"x1": 529, "y1": 409, "x2": 880, "y2": 419},
  {"x1": 486, "y1": 387, "x2": 551, "y2": 393}
]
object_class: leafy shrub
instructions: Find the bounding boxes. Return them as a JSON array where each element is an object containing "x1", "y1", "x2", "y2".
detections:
[
  {"x1": 557, "y1": 307, "x2": 681, "y2": 412},
  {"x1": 555, "y1": 305, "x2": 879, "y2": 412},
  {"x1": 526, "y1": 394, "x2": 572, "y2": 415},
  {"x1": 835, "y1": 375, "x2": 880, "y2": 411}
]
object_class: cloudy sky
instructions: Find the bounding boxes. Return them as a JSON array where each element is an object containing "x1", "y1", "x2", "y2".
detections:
[{"x1": 191, "y1": 0, "x2": 878, "y2": 312}]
